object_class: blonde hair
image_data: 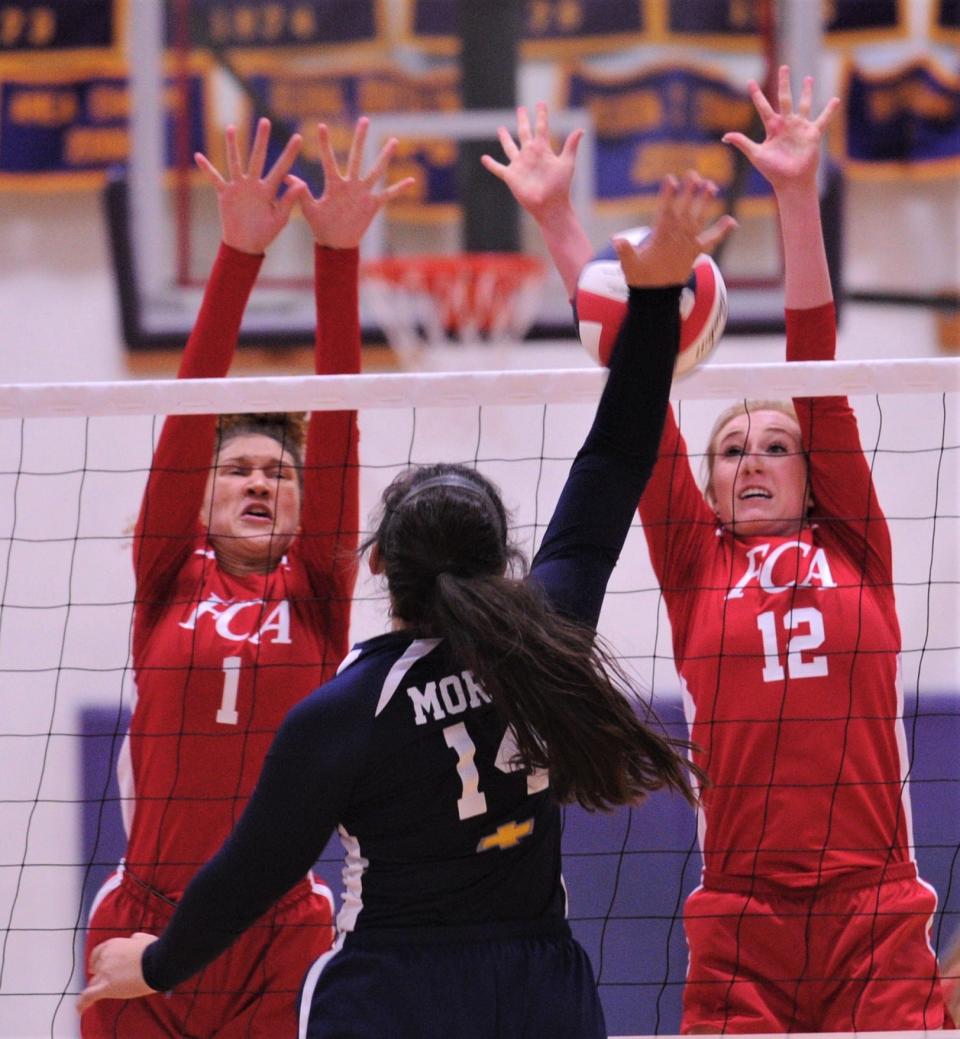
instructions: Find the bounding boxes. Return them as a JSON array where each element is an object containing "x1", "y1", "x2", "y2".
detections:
[{"x1": 700, "y1": 399, "x2": 801, "y2": 509}]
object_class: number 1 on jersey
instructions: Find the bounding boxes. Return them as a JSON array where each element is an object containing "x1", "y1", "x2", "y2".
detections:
[{"x1": 216, "y1": 656, "x2": 241, "y2": 725}]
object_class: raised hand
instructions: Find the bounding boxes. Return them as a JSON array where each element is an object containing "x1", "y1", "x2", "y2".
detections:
[
  {"x1": 722, "y1": 65, "x2": 839, "y2": 194},
  {"x1": 77, "y1": 932, "x2": 158, "y2": 1014},
  {"x1": 480, "y1": 101, "x2": 583, "y2": 222},
  {"x1": 194, "y1": 117, "x2": 303, "y2": 255},
  {"x1": 294, "y1": 117, "x2": 414, "y2": 249},
  {"x1": 614, "y1": 171, "x2": 736, "y2": 288}
]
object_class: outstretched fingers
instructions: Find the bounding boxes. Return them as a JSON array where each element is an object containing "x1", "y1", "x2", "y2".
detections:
[
  {"x1": 194, "y1": 149, "x2": 226, "y2": 190},
  {"x1": 362, "y1": 135, "x2": 399, "y2": 189},
  {"x1": 776, "y1": 63, "x2": 794, "y2": 117},
  {"x1": 697, "y1": 214, "x2": 738, "y2": 255},
  {"x1": 262, "y1": 131, "x2": 303, "y2": 194},
  {"x1": 345, "y1": 116, "x2": 369, "y2": 181},
  {"x1": 747, "y1": 78, "x2": 776, "y2": 128},
  {"x1": 813, "y1": 93, "x2": 841, "y2": 132}
]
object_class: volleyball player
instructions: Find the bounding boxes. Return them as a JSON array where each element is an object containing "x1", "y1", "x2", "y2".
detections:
[
  {"x1": 493, "y1": 75, "x2": 949, "y2": 1031},
  {"x1": 79, "y1": 172, "x2": 732, "y2": 1038},
  {"x1": 82, "y1": 117, "x2": 411, "y2": 1038}
]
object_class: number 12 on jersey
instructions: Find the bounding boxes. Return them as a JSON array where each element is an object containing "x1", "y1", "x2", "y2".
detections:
[{"x1": 756, "y1": 607, "x2": 828, "y2": 683}]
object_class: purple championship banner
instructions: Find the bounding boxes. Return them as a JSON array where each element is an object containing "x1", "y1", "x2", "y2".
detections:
[
  {"x1": 839, "y1": 58, "x2": 960, "y2": 178},
  {"x1": 166, "y1": 0, "x2": 385, "y2": 51},
  {"x1": 238, "y1": 62, "x2": 462, "y2": 214},
  {"x1": 931, "y1": 0, "x2": 960, "y2": 44},
  {"x1": 401, "y1": 0, "x2": 654, "y2": 56},
  {"x1": 563, "y1": 63, "x2": 773, "y2": 211},
  {"x1": 0, "y1": 65, "x2": 210, "y2": 190},
  {"x1": 0, "y1": 0, "x2": 121, "y2": 56}
]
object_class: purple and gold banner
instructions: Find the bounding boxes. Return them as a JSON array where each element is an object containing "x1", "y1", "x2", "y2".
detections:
[
  {"x1": 930, "y1": 0, "x2": 960, "y2": 44},
  {"x1": 402, "y1": 0, "x2": 654, "y2": 57},
  {"x1": 0, "y1": 64, "x2": 210, "y2": 190},
  {"x1": 824, "y1": 0, "x2": 907, "y2": 44},
  {"x1": 662, "y1": 0, "x2": 766, "y2": 51},
  {"x1": 564, "y1": 63, "x2": 770, "y2": 211},
  {"x1": 0, "y1": 0, "x2": 122, "y2": 57},
  {"x1": 838, "y1": 58, "x2": 960, "y2": 178},
  {"x1": 168, "y1": 0, "x2": 385, "y2": 51},
  {"x1": 237, "y1": 62, "x2": 461, "y2": 213}
]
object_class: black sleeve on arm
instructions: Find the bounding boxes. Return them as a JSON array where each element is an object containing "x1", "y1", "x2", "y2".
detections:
[
  {"x1": 140, "y1": 685, "x2": 366, "y2": 992},
  {"x1": 531, "y1": 286, "x2": 681, "y2": 626}
]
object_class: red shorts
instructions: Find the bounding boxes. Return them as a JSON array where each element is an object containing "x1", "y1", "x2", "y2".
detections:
[
  {"x1": 82, "y1": 867, "x2": 335, "y2": 1039},
  {"x1": 682, "y1": 862, "x2": 947, "y2": 1033}
]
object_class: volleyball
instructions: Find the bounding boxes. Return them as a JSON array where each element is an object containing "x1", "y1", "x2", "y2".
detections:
[{"x1": 575, "y1": 226, "x2": 728, "y2": 375}]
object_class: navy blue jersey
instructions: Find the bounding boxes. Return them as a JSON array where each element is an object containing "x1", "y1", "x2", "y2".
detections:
[{"x1": 141, "y1": 285, "x2": 682, "y2": 993}]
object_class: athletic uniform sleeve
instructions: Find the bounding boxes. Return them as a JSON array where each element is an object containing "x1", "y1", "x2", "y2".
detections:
[
  {"x1": 530, "y1": 285, "x2": 681, "y2": 626},
  {"x1": 298, "y1": 245, "x2": 361, "y2": 657},
  {"x1": 133, "y1": 245, "x2": 262, "y2": 610},
  {"x1": 788, "y1": 302, "x2": 893, "y2": 583},
  {"x1": 139, "y1": 672, "x2": 370, "y2": 992},
  {"x1": 637, "y1": 406, "x2": 716, "y2": 593}
]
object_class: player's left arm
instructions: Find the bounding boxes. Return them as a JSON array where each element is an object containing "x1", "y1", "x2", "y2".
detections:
[{"x1": 726, "y1": 68, "x2": 892, "y2": 579}]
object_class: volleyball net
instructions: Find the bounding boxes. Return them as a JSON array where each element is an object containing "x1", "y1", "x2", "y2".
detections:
[{"x1": 0, "y1": 359, "x2": 957, "y2": 1036}]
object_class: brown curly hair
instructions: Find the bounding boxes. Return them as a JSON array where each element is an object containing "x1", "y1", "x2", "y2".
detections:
[{"x1": 215, "y1": 413, "x2": 307, "y2": 484}]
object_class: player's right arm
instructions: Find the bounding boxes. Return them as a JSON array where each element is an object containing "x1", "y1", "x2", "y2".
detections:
[
  {"x1": 133, "y1": 121, "x2": 303, "y2": 599},
  {"x1": 293, "y1": 118, "x2": 413, "y2": 658}
]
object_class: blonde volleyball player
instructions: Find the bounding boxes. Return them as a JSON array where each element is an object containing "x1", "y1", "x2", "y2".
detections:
[
  {"x1": 486, "y1": 76, "x2": 949, "y2": 1031},
  {"x1": 82, "y1": 117, "x2": 411, "y2": 1038},
  {"x1": 79, "y1": 172, "x2": 730, "y2": 1039}
]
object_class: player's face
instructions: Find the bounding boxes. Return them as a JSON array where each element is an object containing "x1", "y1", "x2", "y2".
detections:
[
  {"x1": 201, "y1": 433, "x2": 302, "y2": 574},
  {"x1": 709, "y1": 410, "x2": 810, "y2": 537}
]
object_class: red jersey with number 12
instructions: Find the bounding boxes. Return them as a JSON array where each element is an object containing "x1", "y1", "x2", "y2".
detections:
[{"x1": 640, "y1": 303, "x2": 913, "y2": 888}]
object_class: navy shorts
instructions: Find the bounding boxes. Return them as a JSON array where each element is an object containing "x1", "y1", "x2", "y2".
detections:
[{"x1": 298, "y1": 918, "x2": 606, "y2": 1038}]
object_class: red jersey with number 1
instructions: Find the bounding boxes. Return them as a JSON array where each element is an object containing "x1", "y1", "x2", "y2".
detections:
[
  {"x1": 639, "y1": 303, "x2": 914, "y2": 888},
  {"x1": 119, "y1": 244, "x2": 360, "y2": 897}
]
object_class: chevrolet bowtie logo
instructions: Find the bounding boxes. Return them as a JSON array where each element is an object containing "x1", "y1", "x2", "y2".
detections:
[{"x1": 476, "y1": 817, "x2": 534, "y2": 852}]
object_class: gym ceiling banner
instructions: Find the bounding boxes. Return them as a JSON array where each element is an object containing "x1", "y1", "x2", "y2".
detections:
[
  {"x1": 0, "y1": 62, "x2": 210, "y2": 191},
  {"x1": 838, "y1": 58, "x2": 960, "y2": 179},
  {"x1": 401, "y1": 0, "x2": 655, "y2": 56},
  {"x1": 563, "y1": 62, "x2": 773, "y2": 214}
]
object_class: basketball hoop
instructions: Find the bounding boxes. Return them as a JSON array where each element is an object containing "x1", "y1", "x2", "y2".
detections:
[{"x1": 361, "y1": 253, "x2": 546, "y2": 366}]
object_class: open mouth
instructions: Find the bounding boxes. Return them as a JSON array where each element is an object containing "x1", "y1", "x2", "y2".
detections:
[
  {"x1": 739, "y1": 488, "x2": 772, "y2": 501},
  {"x1": 241, "y1": 505, "x2": 274, "y2": 522}
]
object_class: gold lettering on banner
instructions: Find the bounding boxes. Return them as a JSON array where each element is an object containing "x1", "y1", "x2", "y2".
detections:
[
  {"x1": 696, "y1": 93, "x2": 753, "y2": 132},
  {"x1": 868, "y1": 83, "x2": 955, "y2": 122},
  {"x1": 269, "y1": 81, "x2": 344, "y2": 120},
  {"x1": 587, "y1": 91, "x2": 663, "y2": 134},
  {"x1": 0, "y1": 4, "x2": 56, "y2": 48},
  {"x1": 633, "y1": 142, "x2": 733, "y2": 185},
  {"x1": 9, "y1": 89, "x2": 77, "y2": 127},
  {"x1": 728, "y1": 0, "x2": 761, "y2": 31},
  {"x1": 88, "y1": 84, "x2": 129, "y2": 122},
  {"x1": 528, "y1": 0, "x2": 584, "y2": 35},
  {"x1": 358, "y1": 80, "x2": 459, "y2": 113},
  {"x1": 65, "y1": 126, "x2": 128, "y2": 165},
  {"x1": 206, "y1": 2, "x2": 317, "y2": 46}
]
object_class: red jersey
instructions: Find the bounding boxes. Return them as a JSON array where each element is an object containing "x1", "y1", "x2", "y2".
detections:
[
  {"x1": 119, "y1": 244, "x2": 360, "y2": 896},
  {"x1": 640, "y1": 303, "x2": 914, "y2": 888}
]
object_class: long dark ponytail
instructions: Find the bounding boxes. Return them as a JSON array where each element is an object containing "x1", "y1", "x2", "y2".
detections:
[{"x1": 365, "y1": 463, "x2": 701, "y2": 812}]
